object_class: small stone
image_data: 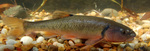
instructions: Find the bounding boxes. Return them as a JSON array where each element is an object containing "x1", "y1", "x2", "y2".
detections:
[
  {"x1": 58, "y1": 39, "x2": 64, "y2": 43},
  {"x1": 125, "y1": 46, "x2": 133, "y2": 51},
  {"x1": 90, "y1": 47, "x2": 99, "y2": 51},
  {"x1": 97, "y1": 48, "x2": 104, "y2": 51},
  {"x1": 129, "y1": 43, "x2": 135, "y2": 48},
  {"x1": 0, "y1": 45, "x2": 15, "y2": 51},
  {"x1": 108, "y1": 49, "x2": 116, "y2": 51},
  {"x1": 36, "y1": 36, "x2": 44, "y2": 43},
  {"x1": 6, "y1": 39, "x2": 17, "y2": 45},
  {"x1": 48, "y1": 45, "x2": 58, "y2": 51},
  {"x1": 48, "y1": 38, "x2": 57, "y2": 43},
  {"x1": 140, "y1": 33, "x2": 150, "y2": 41},
  {"x1": 53, "y1": 42, "x2": 59, "y2": 46},
  {"x1": 21, "y1": 44, "x2": 34, "y2": 51},
  {"x1": 69, "y1": 40, "x2": 75, "y2": 46},
  {"x1": 134, "y1": 43, "x2": 141, "y2": 49},
  {"x1": 1, "y1": 28, "x2": 8, "y2": 34},
  {"x1": 32, "y1": 47, "x2": 38, "y2": 51},
  {"x1": 58, "y1": 47, "x2": 65, "y2": 51},
  {"x1": 120, "y1": 44, "x2": 126, "y2": 48},
  {"x1": 20, "y1": 36, "x2": 33, "y2": 45},
  {"x1": 72, "y1": 39, "x2": 82, "y2": 44},
  {"x1": 101, "y1": 8, "x2": 118, "y2": 17},
  {"x1": 56, "y1": 43, "x2": 64, "y2": 48},
  {"x1": 3, "y1": 5, "x2": 29, "y2": 19}
]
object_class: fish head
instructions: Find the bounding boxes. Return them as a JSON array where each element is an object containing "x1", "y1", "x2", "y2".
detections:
[{"x1": 104, "y1": 24, "x2": 136, "y2": 42}]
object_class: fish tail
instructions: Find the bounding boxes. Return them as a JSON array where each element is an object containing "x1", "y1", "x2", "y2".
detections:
[{"x1": 2, "y1": 17, "x2": 25, "y2": 37}]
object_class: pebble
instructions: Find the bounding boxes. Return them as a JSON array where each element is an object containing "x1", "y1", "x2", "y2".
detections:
[
  {"x1": 1, "y1": 28, "x2": 8, "y2": 34},
  {"x1": 53, "y1": 42, "x2": 59, "y2": 46},
  {"x1": 56, "y1": 43, "x2": 64, "y2": 48},
  {"x1": 57, "y1": 39, "x2": 64, "y2": 43},
  {"x1": 119, "y1": 44, "x2": 126, "y2": 48},
  {"x1": 68, "y1": 40, "x2": 75, "y2": 46},
  {"x1": 36, "y1": 36, "x2": 44, "y2": 43},
  {"x1": 72, "y1": 39, "x2": 82, "y2": 44},
  {"x1": 6, "y1": 39, "x2": 17, "y2": 45},
  {"x1": 32, "y1": 47, "x2": 39, "y2": 51},
  {"x1": 101, "y1": 8, "x2": 118, "y2": 17},
  {"x1": 53, "y1": 42, "x2": 64, "y2": 48},
  {"x1": 0, "y1": 45, "x2": 15, "y2": 51},
  {"x1": 48, "y1": 38, "x2": 57, "y2": 43},
  {"x1": 97, "y1": 48, "x2": 104, "y2": 51},
  {"x1": 20, "y1": 36, "x2": 33, "y2": 45},
  {"x1": 140, "y1": 33, "x2": 150, "y2": 41},
  {"x1": 86, "y1": 11, "x2": 97, "y2": 16},
  {"x1": 48, "y1": 45, "x2": 58, "y2": 51},
  {"x1": 129, "y1": 43, "x2": 135, "y2": 48}
]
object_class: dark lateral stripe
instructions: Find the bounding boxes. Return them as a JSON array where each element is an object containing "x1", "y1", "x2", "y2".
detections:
[{"x1": 101, "y1": 25, "x2": 110, "y2": 39}]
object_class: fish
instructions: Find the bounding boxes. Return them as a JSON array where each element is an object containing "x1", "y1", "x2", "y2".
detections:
[{"x1": 2, "y1": 15, "x2": 136, "y2": 45}]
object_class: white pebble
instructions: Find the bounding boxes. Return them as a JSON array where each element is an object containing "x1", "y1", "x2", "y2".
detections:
[
  {"x1": 58, "y1": 39, "x2": 64, "y2": 43},
  {"x1": 132, "y1": 39, "x2": 139, "y2": 44},
  {"x1": 1, "y1": 28, "x2": 8, "y2": 34},
  {"x1": 53, "y1": 42, "x2": 64, "y2": 48},
  {"x1": 48, "y1": 38, "x2": 57, "y2": 43},
  {"x1": 56, "y1": 43, "x2": 64, "y2": 48},
  {"x1": 20, "y1": 36, "x2": 33, "y2": 45},
  {"x1": 140, "y1": 33, "x2": 150, "y2": 41},
  {"x1": 32, "y1": 47, "x2": 38, "y2": 51},
  {"x1": 129, "y1": 43, "x2": 135, "y2": 48},
  {"x1": 69, "y1": 40, "x2": 75, "y2": 46},
  {"x1": 0, "y1": 45, "x2": 15, "y2": 51},
  {"x1": 97, "y1": 48, "x2": 104, "y2": 51},
  {"x1": 53, "y1": 42, "x2": 59, "y2": 46},
  {"x1": 124, "y1": 18, "x2": 129, "y2": 21},
  {"x1": 120, "y1": 44, "x2": 126, "y2": 48},
  {"x1": 36, "y1": 36, "x2": 44, "y2": 43},
  {"x1": 72, "y1": 39, "x2": 82, "y2": 44},
  {"x1": 6, "y1": 39, "x2": 17, "y2": 45}
]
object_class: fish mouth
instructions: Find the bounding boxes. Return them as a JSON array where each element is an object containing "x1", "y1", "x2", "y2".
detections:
[{"x1": 125, "y1": 37, "x2": 134, "y2": 41}]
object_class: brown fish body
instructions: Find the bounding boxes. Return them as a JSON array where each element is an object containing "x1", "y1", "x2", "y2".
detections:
[{"x1": 2, "y1": 15, "x2": 136, "y2": 45}]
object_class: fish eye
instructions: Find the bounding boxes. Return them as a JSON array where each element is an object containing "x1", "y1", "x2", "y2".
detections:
[
  {"x1": 120, "y1": 29, "x2": 126, "y2": 34},
  {"x1": 122, "y1": 30, "x2": 126, "y2": 34}
]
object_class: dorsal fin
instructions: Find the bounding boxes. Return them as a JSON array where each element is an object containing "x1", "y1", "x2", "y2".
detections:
[{"x1": 52, "y1": 11, "x2": 73, "y2": 19}]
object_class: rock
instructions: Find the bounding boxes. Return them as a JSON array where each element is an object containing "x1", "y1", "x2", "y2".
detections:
[
  {"x1": 36, "y1": 36, "x2": 44, "y2": 43},
  {"x1": 6, "y1": 39, "x2": 17, "y2": 45},
  {"x1": 32, "y1": 47, "x2": 39, "y2": 51},
  {"x1": 120, "y1": 44, "x2": 126, "y2": 48},
  {"x1": 68, "y1": 40, "x2": 75, "y2": 46},
  {"x1": 101, "y1": 8, "x2": 118, "y2": 17},
  {"x1": 20, "y1": 36, "x2": 33, "y2": 45},
  {"x1": 72, "y1": 39, "x2": 82, "y2": 44},
  {"x1": 48, "y1": 45, "x2": 58, "y2": 51},
  {"x1": 1, "y1": 28, "x2": 8, "y2": 34},
  {"x1": 3, "y1": 5, "x2": 28, "y2": 19},
  {"x1": 0, "y1": 45, "x2": 15, "y2": 51},
  {"x1": 48, "y1": 38, "x2": 57, "y2": 43},
  {"x1": 57, "y1": 39, "x2": 64, "y2": 43},
  {"x1": 140, "y1": 33, "x2": 150, "y2": 41}
]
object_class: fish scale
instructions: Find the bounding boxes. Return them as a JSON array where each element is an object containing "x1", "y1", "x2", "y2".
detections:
[{"x1": 24, "y1": 16, "x2": 106, "y2": 35}]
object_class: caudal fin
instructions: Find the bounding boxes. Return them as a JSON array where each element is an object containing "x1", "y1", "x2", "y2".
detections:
[{"x1": 2, "y1": 17, "x2": 25, "y2": 37}]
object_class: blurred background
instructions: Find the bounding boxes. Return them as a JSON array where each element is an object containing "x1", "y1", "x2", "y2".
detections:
[{"x1": 0, "y1": 0, "x2": 149, "y2": 13}]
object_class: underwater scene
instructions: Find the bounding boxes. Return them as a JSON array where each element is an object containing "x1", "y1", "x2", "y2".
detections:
[{"x1": 0, "y1": 0, "x2": 150, "y2": 51}]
